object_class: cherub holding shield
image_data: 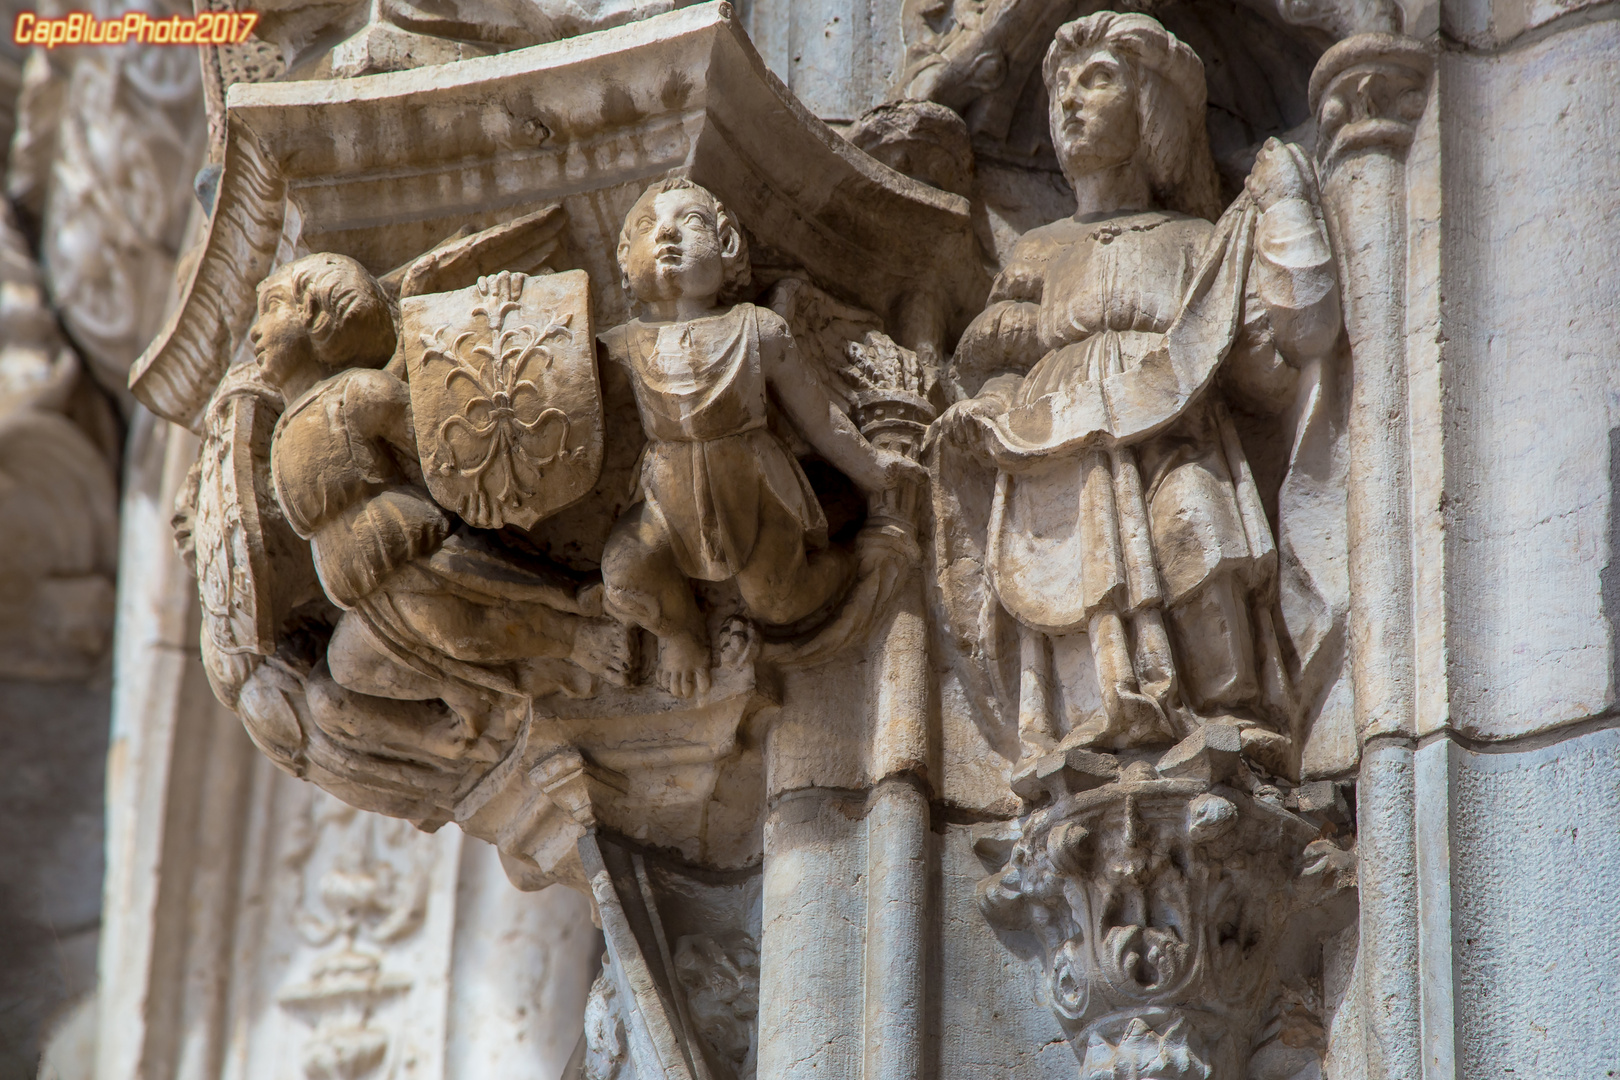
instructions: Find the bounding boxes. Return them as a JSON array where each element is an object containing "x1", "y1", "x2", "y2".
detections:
[{"x1": 253, "y1": 252, "x2": 630, "y2": 758}]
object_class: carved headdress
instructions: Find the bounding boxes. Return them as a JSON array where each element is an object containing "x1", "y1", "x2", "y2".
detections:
[{"x1": 1043, "y1": 11, "x2": 1223, "y2": 221}]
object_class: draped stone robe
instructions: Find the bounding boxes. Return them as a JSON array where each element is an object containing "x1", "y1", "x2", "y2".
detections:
[
  {"x1": 954, "y1": 190, "x2": 1338, "y2": 727},
  {"x1": 983, "y1": 210, "x2": 1277, "y2": 637}
]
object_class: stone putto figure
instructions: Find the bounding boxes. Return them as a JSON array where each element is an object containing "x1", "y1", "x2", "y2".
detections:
[
  {"x1": 255, "y1": 253, "x2": 625, "y2": 760},
  {"x1": 599, "y1": 179, "x2": 924, "y2": 698},
  {"x1": 140, "y1": 5, "x2": 1381, "y2": 1076},
  {"x1": 936, "y1": 12, "x2": 1341, "y2": 766}
]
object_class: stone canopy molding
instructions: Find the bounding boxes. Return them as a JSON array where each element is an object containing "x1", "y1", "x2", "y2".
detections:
[
  {"x1": 121, "y1": 0, "x2": 1503, "y2": 1075},
  {"x1": 130, "y1": 2, "x2": 988, "y2": 432}
]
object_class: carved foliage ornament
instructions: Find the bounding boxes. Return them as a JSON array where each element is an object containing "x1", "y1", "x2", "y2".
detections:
[
  {"x1": 978, "y1": 768, "x2": 1354, "y2": 1080},
  {"x1": 1307, "y1": 33, "x2": 1433, "y2": 169},
  {"x1": 276, "y1": 797, "x2": 436, "y2": 1080}
]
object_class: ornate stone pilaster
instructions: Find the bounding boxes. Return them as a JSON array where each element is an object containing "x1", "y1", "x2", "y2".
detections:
[{"x1": 1309, "y1": 32, "x2": 1433, "y2": 1080}]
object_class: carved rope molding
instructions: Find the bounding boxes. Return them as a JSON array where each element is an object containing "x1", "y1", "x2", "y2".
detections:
[
  {"x1": 1308, "y1": 33, "x2": 1434, "y2": 173},
  {"x1": 128, "y1": 118, "x2": 287, "y2": 431}
]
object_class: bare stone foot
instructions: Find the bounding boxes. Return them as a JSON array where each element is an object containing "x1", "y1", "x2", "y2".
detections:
[
  {"x1": 657, "y1": 631, "x2": 711, "y2": 699},
  {"x1": 1065, "y1": 689, "x2": 1173, "y2": 751},
  {"x1": 572, "y1": 616, "x2": 637, "y2": 686}
]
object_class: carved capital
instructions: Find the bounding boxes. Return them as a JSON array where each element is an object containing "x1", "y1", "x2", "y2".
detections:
[
  {"x1": 978, "y1": 768, "x2": 1355, "y2": 1079},
  {"x1": 1308, "y1": 33, "x2": 1433, "y2": 172}
]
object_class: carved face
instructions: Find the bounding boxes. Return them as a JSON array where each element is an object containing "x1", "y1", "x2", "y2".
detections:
[
  {"x1": 1048, "y1": 47, "x2": 1142, "y2": 181},
  {"x1": 249, "y1": 272, "x2": 316, "y2": 390},
  {"x1": 620, "y1": 188, "x2": 735, "y2": 306}
]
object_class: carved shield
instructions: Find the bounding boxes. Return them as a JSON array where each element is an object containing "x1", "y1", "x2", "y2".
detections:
[
  {"x1": 192, "y1": 367, "x2": 289, "y2": 657},
  {"x1": 402, "y1": 270, "x2": 602, "y2": 530}
]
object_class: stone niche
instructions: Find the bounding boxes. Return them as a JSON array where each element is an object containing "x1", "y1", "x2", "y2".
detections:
[{"x1": 133, "y1": 1, "x2": 1431, "y2": 1077}]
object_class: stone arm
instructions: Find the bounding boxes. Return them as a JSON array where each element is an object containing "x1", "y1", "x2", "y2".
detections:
[
  {"x1": 762, "y1": 321, "x2": 919, "y2": 494},
  {"x1": 1222, "y1": 140, "x2": 1343, "y2": 413},
  {"x1": 340, "y1": 368, "x2": 428, "y2": 487},
  {"x1": 1253, "y1": 196, "x2": 1341, "y2": 362},
  {"x1": 948, "y1": 239, "x2": 1052, "y2": 401}
]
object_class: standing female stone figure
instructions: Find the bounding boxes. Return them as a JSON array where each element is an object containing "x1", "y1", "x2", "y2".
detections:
[{"x1": 937, "y1": 11, "x2": 1342, "y2": 764}]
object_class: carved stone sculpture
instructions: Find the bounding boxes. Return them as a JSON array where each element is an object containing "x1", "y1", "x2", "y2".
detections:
[
  {"x1": 260, "y1": 254, "x2": 624, "y2": 757},
  {"x1": 74, "y1": 0, "x2": 1620, "y2": 1069},
  {"x1": 933, "y1": 12, "x2": 1343, "y2": 780},
  {"x1": 136, "y1": 6, "x2": 1383, "y2": 1080},
  {"x1": 599, "y1": 178, "x2": 924, "y2": 697},
  {"x1": 0, "y1": 201, "x2": 118, "y2": 679},
  {"x1": 920, "y1": 16, "x2": 1358, "y2": 1076}
]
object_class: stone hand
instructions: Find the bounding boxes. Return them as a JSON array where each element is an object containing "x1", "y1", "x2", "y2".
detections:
[
  {"x1": 1244, "y1": 137, "x2": 1310, "y2": 212},
  {"x1": 475, "y1": 270, "x2": 527, "y2": 303},
  {"x1": 926, "y1": 396, "x2": 1000, "y2": 459},
  {"x1": 875, "y1": 448, "x2": 928, "y2": 492}
]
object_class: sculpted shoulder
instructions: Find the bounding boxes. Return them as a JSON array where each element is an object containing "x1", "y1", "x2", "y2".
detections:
[
  {"x1": 598, "y1": 321, "x2": 634, "y2": 364},
  {"x1": 1156, "y1": 211, "x2": 1218, "y2": 249},
  {"x1": 991, "y1": 219, "x2": 1091, "y2": 302},
  {"x1": 339, "y1": 366, "x2": 411, "y2": 404},
  {"x1": 1005, "y1": 217, "x2": 1093, "y2": 267},
  {"x1": 752, "y1": 303, "x2": 791, "y2": 345}
]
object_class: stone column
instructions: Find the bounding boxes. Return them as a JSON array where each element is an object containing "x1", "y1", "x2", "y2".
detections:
[
  {"x1": 862, "y1": 594, "x2": 931, "y2": 1080},
  {"x1": 1309, "y1": 32, "x2": 1432, "y2": 1080}
]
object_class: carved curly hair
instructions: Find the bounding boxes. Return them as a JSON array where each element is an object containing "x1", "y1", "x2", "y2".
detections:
[
  {"x1": 1042, "y1": 12, "x2": 1223, "y2": 222},
  {"x1": 616, "y1": 177, "x2": 753, "y2": 302},
  {"x1": 266, "y1": 252, "x2": 397, "y2": 370}
]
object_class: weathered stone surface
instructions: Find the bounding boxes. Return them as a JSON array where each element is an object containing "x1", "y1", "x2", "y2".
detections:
[
  {"x1": 3, "y1": 0, "x2": 1607, "y2": 1074},
  {"x1": 125, "y1": 8, "x2": 1372, "y2": 1080},
  {"x1": 1447, "y1": 725, "x2": 1620, "y2": 1078},
  {"x1": 1439, "y1": 17, "x2": 1620, "y2": 742}
]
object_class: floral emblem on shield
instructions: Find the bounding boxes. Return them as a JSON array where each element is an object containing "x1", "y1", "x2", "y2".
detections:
[{"x1": 404, "y1": 270, "x2": 602, "y2": 530}]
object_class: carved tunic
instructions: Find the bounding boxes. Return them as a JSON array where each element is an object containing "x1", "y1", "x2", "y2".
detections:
[
  {"x1": 271, "y1": 367, "x2": 448, "y2": 609},
  {"x1": 602, "y1": 304, "x2": 826, "y2": 581},
  {"x1": 982, "y1": 211, "x2": 1274, "y2": 634}
]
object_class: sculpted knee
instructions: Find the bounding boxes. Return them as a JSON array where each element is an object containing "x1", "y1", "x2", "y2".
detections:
[{"x1": 743, "y1": 582, "x2": 807, "y2": 626}]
